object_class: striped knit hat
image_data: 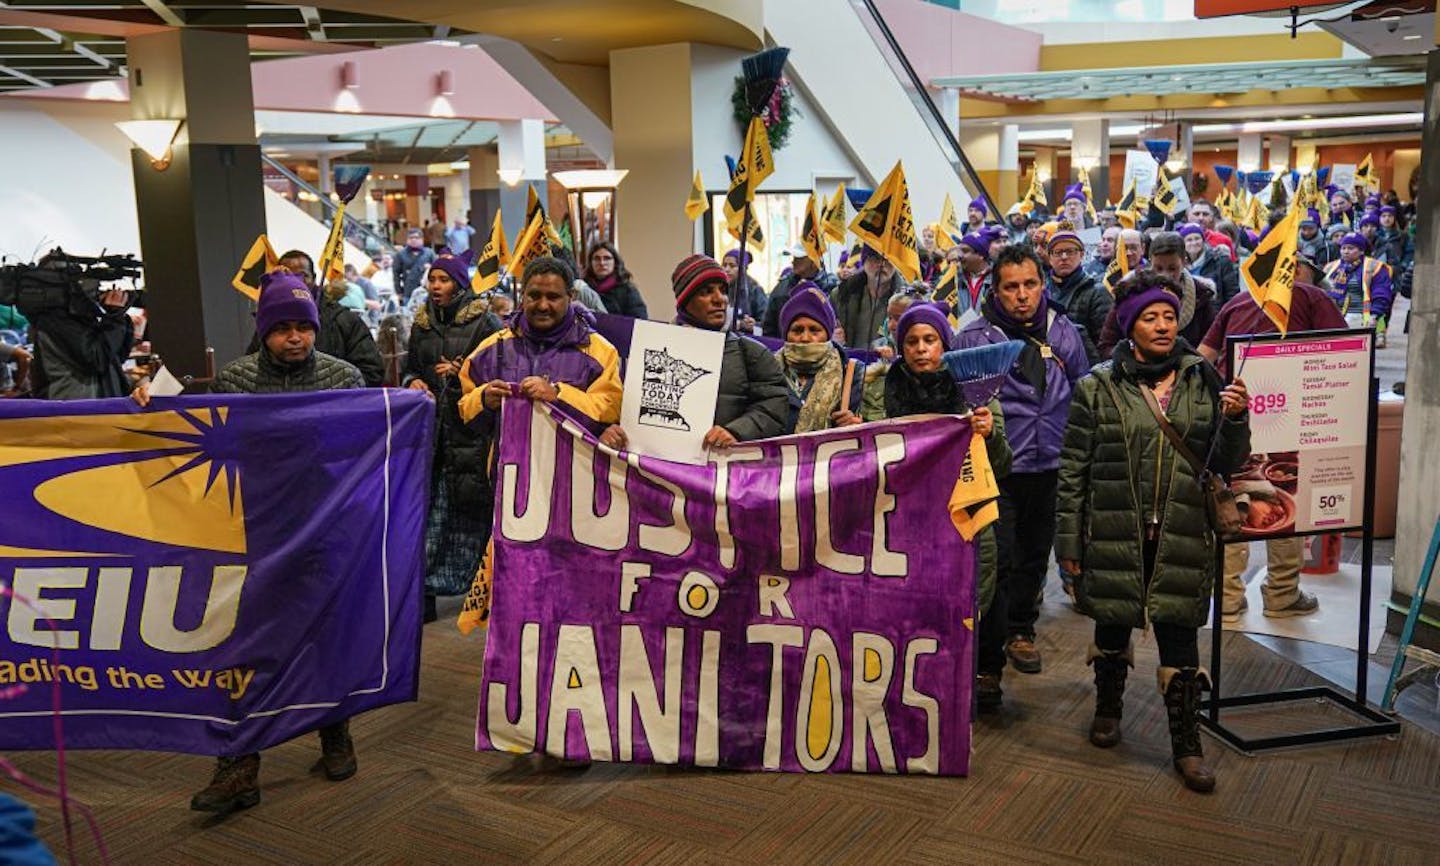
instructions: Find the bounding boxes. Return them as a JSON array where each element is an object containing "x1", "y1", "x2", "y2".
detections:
[{"x1": 671, "y1": 254, "x2": 728, "y2": 310}]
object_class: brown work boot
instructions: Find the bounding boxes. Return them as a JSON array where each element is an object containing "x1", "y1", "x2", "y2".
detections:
[
  {"x1": 1160, "y1": 667, "x2": 1216, "y2": 793},
  {"x1": 190, "y1": 754, "x2": 260, "y2": 814},
  {"x1": 1086, "y1": 643, "x2": 1132, "y2": 748},
  {"x1": 976, "y1": 671, "x2": 1003, "y2": 714},
  {"x1": 315, "y1": 721, "x2": 357, "y2": 781},
  {"x1": 1005, "y1": 634, "x2": 1042, "y2": 674}
]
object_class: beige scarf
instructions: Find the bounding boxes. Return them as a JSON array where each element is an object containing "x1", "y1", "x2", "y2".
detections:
[{"x1": 777, "y1": 342, "x2": 844, "y2": 433}]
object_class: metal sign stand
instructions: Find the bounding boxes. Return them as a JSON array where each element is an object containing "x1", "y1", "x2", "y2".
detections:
[{"x1": 1202, "y1": 329, "x2": 1401, "y2": 752}]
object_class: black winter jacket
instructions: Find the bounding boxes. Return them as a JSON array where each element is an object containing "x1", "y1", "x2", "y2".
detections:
[
  {"x1": 213, "y1": 349, "x2": 364, "y2": 394},
  {"x1": 29, "y1": 306, "x2": 133, "y2": 399},
  {"x1": 1046, "y1": 268, "x2": 1113, "y2": 367},
  {"x1": 247, "y1": 298, "x2": 384, "y2": 387},
  {"x1": 715, "y1": 332, "x2": 789, "y2": 441},
  {"x1": 1191, "y1": 249, "x2": 1240, "y2": 304},
  {"x1": 403, "y1": 292, "x2": 501, "y2": 508},
  {"x1": 593, "y1": 279, "x2": 649, "y2": 320}
]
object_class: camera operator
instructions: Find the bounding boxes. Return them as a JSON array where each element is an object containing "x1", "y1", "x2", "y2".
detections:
[{"x1": 28, "y1": 284, "x2": 136, "y2": 400}]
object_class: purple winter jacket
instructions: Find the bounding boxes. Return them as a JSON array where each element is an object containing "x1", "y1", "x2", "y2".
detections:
[{"x1": 954, "y1": 310, "x2": 1089, "y2": 473}]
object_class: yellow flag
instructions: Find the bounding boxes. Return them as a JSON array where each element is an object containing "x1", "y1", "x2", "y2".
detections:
[
  {"x1": 801, "y1": 193, "x2": 826, "y2": 264},
  {"x1": 315, "y1": 202, "x2": 349, "y2": 287},
  {"x1": 727, "y1": 209, "x2": 765, "y2": 250},
  {"x1": 939, "y1": 193, "x2": 963, "y2": 239},
  {"x1": 1241, "y1": 206, "x2": 1301, "y2": 334},
  {"x1": 722, "y1": 116, "x2": 775, "y2": 236},
  {"x1": 1354, "y1": 153, "x2": 1377, "y2": 194},
  {"x1": 474, "y1": 211, "x2": 509, "y2": 293},
  {"x1": 508, "y1": 211, "x2": 551, "y2": 277},
  {"x1": 849, "y1": 160, "x2": 921, "y2": 282},
  {"x1": 1104, "y1": 227, "x2": 1130, "y2": 294},
  {"x1": 1115, "y1": 178, "x2": 1137, "y2": 230},
  {"x1": 231, "y1": 234, "x2": 278, "y2": 301},
  {"x1": 1018, "y1": 169, "x2": 1046, "y2": 216},
  {"x1": 525, "y1": 184, "x2": 565, "y2": 253},
  {"x1": 1243, "y1": 194, "x2": 1267, "y2": 231},
  {"x1": 1080, "y1": 171, "x2": 1098, "y2": 223},
  {"x1": 684, "y1": 170, "x2": 708, "y2": 221},
  {"x1": 947, "y1": 433, "x2": 1000, "y2": 542},
  {"x1": 934, "y1": 261, "x2": 959, "y2": 306},
  {"x1": 1153, "y1": 168, "x2": 1179, "y2": 216},
  {"x1": 822, "y1": 184, "x2": 848, "y2": 244}
]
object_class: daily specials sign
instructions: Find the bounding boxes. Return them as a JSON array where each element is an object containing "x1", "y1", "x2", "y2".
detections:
[
  {"x1": 0, "y1": 391, "x2": 430, "y2": 754},
  {"x1": 1227, "y1": 329, "x2": 1372, "y2": 538},
  {"x1": 477, "y1": 401, "x2": 983, "y2": 775}
]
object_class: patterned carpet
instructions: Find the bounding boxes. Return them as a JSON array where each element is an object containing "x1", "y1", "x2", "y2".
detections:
[{"x1": 9, "y1": 588, "x2": 1440, "y2": 865}]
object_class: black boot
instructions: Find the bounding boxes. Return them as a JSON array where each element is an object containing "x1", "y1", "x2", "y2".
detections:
[
  {"x1": 1160, "y1": 667, "x2": 1216, "y2": 793},
  {"x1": 1086, "y1": 644, "x2": 1131, "y2": 748},
  {"x1": 423, "y1": 593, "x2": 438, "y2": 624},
  {"x1": 315, "y1": 721, "x2": 357, "y2": 782},
  {"x1": 191, "y1": 754, "x2": 260, "y2": 814}
]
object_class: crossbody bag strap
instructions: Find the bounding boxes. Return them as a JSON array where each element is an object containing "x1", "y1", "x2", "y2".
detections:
[{"x1": 1139, "y1": 384, "x2": 1207, "y2": 477}]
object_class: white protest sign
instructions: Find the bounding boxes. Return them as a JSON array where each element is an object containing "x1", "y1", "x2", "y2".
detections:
[
  {"x1": 620, "y1": 319, "x2": 725, "y2": 464},
  {"x1": 147, "y1": 364, "x2": 185, "y2": 397},
  {"x1": 1331, "y1": 164, "x2": 1356, "y2": 193},
  {"x1": 1124, "y1": 150, "x2": 1159, "y2": 198}
]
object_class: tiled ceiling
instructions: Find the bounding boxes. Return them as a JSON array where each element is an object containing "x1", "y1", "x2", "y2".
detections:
[
  {"x1": 0, "y1": 2, "x2": 460, "y2": 91},
  {"x1": 933, "y1": 57, "x2": 1427, "y2": 102}
]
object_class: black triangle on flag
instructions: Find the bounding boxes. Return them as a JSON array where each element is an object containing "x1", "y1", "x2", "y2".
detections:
[
  {"x1": 1248, "y1": 242, "x2": 1282, "y2": 287},
  {"x1": 858, "y1": 196, "x2": 891, "y2": 237},
  {"x1": 239, "y1": 259, "x2": 265, "y2": 293}
]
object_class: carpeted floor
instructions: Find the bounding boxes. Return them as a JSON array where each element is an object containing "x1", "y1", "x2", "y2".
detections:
[{"x1": 9, "y1": 587, "x2": 1440, "y2": 865}]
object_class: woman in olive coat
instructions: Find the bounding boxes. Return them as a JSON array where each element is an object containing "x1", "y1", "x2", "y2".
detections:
[{"x1": 1055, "y1": 269, "x2": 1250, "y2": 792}]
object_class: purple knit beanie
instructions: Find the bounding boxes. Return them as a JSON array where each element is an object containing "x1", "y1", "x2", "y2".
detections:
[
  {"x1": 778, "y1": 283, "x2": 836, "y2": 338},
  {"x1": 256, "y1": 271, "x2": 320, "y2": 338},
  {"x1": 896, "y1": 302, "x2": 955, "y2": 351}
]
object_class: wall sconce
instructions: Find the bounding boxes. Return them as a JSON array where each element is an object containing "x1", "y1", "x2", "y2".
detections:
[
  {"x1": 437, "y1": 70, "x2": 454, "y2": 96},
  {"x1": 496, "y1": 168, "x2": 524, "y2": 187},
  {"x1": 552, "y1": 169, "x2": 630, "y2": 261},
  {"x1": 341, "y1": 60, "x2": 360, "y2": 89},
  {"x1": 115, "y1": 118, "x2": 183, "y2": 171}
]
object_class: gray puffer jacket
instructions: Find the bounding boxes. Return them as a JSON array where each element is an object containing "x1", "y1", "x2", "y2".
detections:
[{"x1": 213, "y1": 349, "x2": 364, "y2": 394}]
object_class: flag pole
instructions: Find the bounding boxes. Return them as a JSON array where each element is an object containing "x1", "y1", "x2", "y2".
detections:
[{"x1": 731, "y1": 201, "x2": 753, "y2": 331}]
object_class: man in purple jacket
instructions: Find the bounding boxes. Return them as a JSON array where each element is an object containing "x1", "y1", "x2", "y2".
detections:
[{"x1": 956, "y1": 245, "x2": 1089, "y2": 676}]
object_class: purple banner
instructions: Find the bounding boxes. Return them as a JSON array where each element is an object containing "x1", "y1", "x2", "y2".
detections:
[
  {"x1": 0, "y1": 390, "x2": 431, "y2": 755},
  {"x1": 478, "y1": 402, "x2": 978, "y2": 775}
]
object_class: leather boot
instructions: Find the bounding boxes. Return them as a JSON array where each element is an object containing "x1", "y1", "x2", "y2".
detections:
[
  {"x1": 976, "y1": 670, "x2": 1003, "y2": 714},
  {"x1": 1160, "y1": 667, "x2": 1216, "y2": 793},
  {"x1": 191, "y1": 754, "x2": 260, "y2": 813},
  {"x1": 315, "y1": 721, "x2": 357, "y2": 781},
  {"x1": 1086, "y1": 643, "x2": 1132, "y2": 748}
]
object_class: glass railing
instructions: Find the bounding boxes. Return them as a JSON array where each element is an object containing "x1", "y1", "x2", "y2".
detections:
[{"x1": 260, "y1": 155, "x2": 396, "y2": 256}]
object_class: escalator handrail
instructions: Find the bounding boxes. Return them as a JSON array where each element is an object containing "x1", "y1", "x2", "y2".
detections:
[
  {"x1": 854, "y1": 0, "x2": 1005, "y2": 226},
  {"x1": 261, "y1": 154, "x2": 396, "y2": 255}
]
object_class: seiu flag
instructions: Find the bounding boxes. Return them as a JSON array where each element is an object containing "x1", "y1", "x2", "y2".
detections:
[
  {"x1": 0, "y1": 391, "x2": 431, "y2": 754},
  {"x1": 477, "y1": 402, "x2": 979, "y2": 775}
]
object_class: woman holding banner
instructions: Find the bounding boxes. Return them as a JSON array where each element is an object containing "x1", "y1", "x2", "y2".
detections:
[
  {"x1": 882, "y1": 302, "x2": 1012, "y2": 712},
  {"x1": 773, "y1": 284, "x2": 863, "y2": 433},
  {"x1": 1055, "y1": 270, "x2": 1250, "y2": 793},
  {"x1": 404, "y1": 255, "x2": 502, "y2": 622}
]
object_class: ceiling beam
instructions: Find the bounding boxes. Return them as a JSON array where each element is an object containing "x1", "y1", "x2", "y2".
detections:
[
  {"x1": 299, "y1": 6, "x2": 326, "y2": 42},
  {"x1": 0, "y1": 62, "x2": 48, "y2": 86},
  {"x1": 401, "y1": 125, "x2": 425, "y2": 165},
  {"x1": 137, "y1": 0, "x2": 183, "y2": 28}
]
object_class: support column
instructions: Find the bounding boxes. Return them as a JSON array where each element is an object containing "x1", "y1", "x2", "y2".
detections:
[
  {"x1": 936, "y1": 88, "x2": 960, "y2": 139},
  {"x1": 497, "y1": 118, "x2": 547, "y2": 246},
  {"x1": 317, "y1": 154, "x2": 333, "y2": 196},
  {"x1": 1294, "y1": 141, "x2": 1319, "y2": 172},
  {"x1": 1031, "y1": 145, "x2": 1058, "y2": 211},
  {"x1": 125, "y1": 28, "x2": 265, "y2": 379},
  {"x1": 1266, "y1": 135, "x2": 1292, "y2": 172},
  {"x1": 611, "y1": 43, "x2": 696, "y2": 316},
  {"x1": 468, "y1": 145, "x2": 500, "y2": 240},
  {"x1": 1236, "y1": 133, "x2": 1264, "y2": 174},
  {"x1": 1393, "y1": 48, "x2": 1440, "y2": 646},
  {"x1": 956, "y1": 123, "x2": 1016, "y2": 211},
  {"x1": 1070, "y1": 119, "x2": 1110, "y2": 208}
]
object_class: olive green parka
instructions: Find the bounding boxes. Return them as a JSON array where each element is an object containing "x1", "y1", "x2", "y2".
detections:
[{"x1": 1055, "y1": 351, "x2": 1250, "y2": 629}]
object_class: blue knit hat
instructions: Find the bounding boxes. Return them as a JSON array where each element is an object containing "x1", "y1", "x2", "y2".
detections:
[
  {"x1": 256, "y1": 271, "x2": 320, "y2": 339},
  {"x1": 778, "y1": 282, "x2": 836, "y2": 339}
]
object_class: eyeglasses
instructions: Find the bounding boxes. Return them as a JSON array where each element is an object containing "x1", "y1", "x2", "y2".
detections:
[{"x1": 1050, "y1": 247, "x2": 1083, "y2": 259}]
